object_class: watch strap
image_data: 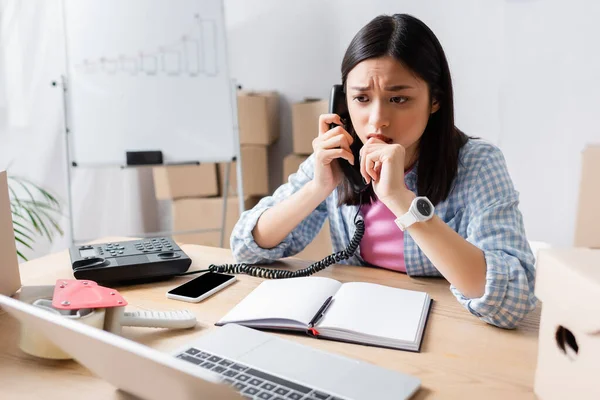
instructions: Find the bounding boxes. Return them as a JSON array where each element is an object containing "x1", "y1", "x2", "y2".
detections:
[{"x1": 395, "y1": 209, "x2": 417, "y2": 231}]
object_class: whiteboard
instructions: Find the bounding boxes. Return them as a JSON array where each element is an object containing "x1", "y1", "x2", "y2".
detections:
[{"x1": 62, "y1": 0, "x2": 238, "y2": 167}]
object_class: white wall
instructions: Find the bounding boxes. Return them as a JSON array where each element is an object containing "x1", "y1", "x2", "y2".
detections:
[{"x1": 500, "y1": 0, "x2": 600, "y2": 246}]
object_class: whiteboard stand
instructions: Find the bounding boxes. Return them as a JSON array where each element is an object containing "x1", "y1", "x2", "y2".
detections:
[{"x1": 59, "y1": 75, "x2": 246, "y2": 246}]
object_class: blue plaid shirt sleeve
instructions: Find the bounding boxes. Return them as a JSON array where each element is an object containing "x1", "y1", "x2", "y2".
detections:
[
  {"x1": 230, "y1": 154, "x2": 328, "y2": 264},
  {"x1": 449, "y1": 147, "x2": 537, "y2": 329}
]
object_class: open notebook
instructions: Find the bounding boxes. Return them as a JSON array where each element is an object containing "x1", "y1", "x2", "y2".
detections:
[{"x1": 216, "y1": 277, "x2": 432, "y2": 352}]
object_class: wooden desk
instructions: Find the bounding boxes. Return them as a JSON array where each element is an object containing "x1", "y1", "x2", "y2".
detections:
[{"x1": 0, "y1": 242, "x2": 541, "y2": 399}]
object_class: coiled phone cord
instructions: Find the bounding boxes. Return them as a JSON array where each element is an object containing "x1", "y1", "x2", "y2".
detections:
[{"x1": 180, "y1": 190, "x2": 367, "y2": 279}]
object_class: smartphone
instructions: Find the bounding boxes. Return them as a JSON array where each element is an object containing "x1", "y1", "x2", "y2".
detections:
[
  {"x1": 329, "y1": 85, "x2": 367, "y2": 192},
  {"x1": 166, "y1": 272, "x2": 236, "y2": 303}
]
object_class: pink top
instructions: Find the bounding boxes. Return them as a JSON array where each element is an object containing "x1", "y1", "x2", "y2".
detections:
[
  {"x1": 359, "y1": 199, "x2": 406, "y2": 272},
  {"x1": 359, "y1": 166, "x2": 414, "y2": 273}
]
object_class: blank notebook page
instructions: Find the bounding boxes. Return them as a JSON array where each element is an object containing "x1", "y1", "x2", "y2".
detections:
[
  {"x1": 219, "y1": 277, "x2": 342, "y2": 325},
  {"x1": 317, "y1": 282, "x2": 428, "y2": 343}
]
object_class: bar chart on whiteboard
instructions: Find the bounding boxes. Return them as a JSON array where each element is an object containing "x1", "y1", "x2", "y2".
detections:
[
  {"x1": 75, "y1": 14, "x2": 219, "y2": 78},
  {"x1": 62, "y1": 0, "x2": 237, "y2": 167}
]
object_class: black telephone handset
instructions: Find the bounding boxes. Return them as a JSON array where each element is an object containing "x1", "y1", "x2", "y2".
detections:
[
  {"x1": 328, "y1": 85, "x2": 369, "y2": 193},
  {"x1": 192, "y1": 87, "x2": 366, "y2": 280}
]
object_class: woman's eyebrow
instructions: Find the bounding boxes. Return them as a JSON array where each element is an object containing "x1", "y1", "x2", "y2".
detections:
[
  {"x1": 385, "y1": 85, "x2": 414, "y2": 91},
  {"x1": 349, "y1": 84, "x2": 414, "y2": 91}
]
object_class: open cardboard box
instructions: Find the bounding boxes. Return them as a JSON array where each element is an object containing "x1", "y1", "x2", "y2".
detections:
[{"x1": 534, "y1": 248, "x2": 600, "y2": 399}]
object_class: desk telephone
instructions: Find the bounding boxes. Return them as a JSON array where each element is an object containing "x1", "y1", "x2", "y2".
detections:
[
  {"x1": 69, "y1": 237, "x2": 192, "y2": 284},
  {"x1": 195, "y1": 85, "x2": 371, "y2": 280}
]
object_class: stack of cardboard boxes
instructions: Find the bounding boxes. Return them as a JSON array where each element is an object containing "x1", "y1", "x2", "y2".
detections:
[
  {"x1": 283, "y1": 98, "x2": 334, "y2": 260},
  {"x1": 152, "y1": 91, "x2": 279, "y2": 248}
]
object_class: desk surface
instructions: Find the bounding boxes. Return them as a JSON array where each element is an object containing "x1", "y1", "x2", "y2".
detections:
[{"x1": 0, "y1": 241, "x2": 541, "y2": 399}]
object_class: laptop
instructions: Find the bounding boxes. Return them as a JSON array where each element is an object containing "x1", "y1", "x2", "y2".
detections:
[
  {"x1": 0, "y1": 294, "x2": 421, "y2": 400},
  {"x1": 0, "y1": 170, "x2": 22, "y2": 298}
]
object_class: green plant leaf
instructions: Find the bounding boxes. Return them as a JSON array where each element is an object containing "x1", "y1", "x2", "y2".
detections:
[
  {"x1": 11, "y1": 177, "x2": 36, "y2": 203},
  {"x1": 14, "y1": 176, "x2": 61, "y2": 208},
  {"x1": 8, "y1": 175, "x2": 64, "y2": 257},
  {"x1": 12, "y1": 219, "x2": 35, "y2": 236},
  {"x1": 26, "y1": 205, "x2": 63, "y2": 236},
  {"x1": 15, "y1": 235, "x2": 34, "y2": 250},
  {"x1": 17, "y1": 250, "x2": 27, "y2": 262},
  {"x1": 26, "y1": 207, "x2": 52, "y2": 239},
  {"x1": 14, "y1": 227, "x2": 34, "y2": 242}
]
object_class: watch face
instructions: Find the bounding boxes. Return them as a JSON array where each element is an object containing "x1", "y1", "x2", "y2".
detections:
[{"x1": 416, "y1": 198, "x2": 432, "y2": 216}]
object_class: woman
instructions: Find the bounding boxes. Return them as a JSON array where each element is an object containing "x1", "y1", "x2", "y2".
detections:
[{"x1": 230, "y1": 14, "x2": 536, "y2": 329}]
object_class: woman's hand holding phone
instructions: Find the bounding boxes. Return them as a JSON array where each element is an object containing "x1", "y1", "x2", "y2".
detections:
[{"x1": 312, "y1": 113, "x2": 355, "y2": 194}]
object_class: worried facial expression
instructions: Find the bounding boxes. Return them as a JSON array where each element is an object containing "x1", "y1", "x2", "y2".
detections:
[{"x1": 345, "y1": 55, "x2": 439, "y2": 162}]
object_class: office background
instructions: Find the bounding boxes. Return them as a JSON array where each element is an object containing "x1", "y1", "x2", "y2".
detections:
[{"x1": 0, "y1": 0, "x2": 598, "y2": 260}]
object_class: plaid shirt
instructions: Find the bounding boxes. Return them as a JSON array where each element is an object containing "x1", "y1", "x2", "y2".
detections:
[{"x1": 231, "y1": 139, "x2": 537, "y2": 329}]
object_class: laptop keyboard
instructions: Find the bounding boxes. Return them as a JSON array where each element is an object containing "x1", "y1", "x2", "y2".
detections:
[{"x1": 176, "y1": 347, "x2": 345, "y2": 400}]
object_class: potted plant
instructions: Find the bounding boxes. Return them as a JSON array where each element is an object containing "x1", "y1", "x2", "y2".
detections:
[{"x1": 9, "y1": 176, "x2": 63, "y2": 261}]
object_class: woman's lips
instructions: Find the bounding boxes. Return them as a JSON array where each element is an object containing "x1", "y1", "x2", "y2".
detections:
[{"x1": 366, "y1": 133, "x2": 393, "y2": 144}]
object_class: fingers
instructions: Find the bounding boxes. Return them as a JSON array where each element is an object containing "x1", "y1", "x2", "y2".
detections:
[
  {"x1": 318, "y1": 113, "x2": 344, "y2": 135},
  {"x1": 317, "y1": 125, "x2": 354, "y2": 148},
  {"x1": 365, "y1": 151, "x2": 379, "y2": 182},
  {"x1": 315, "y1": 148, "x2": 355, "y2": 166},
  {"x1": 360, "y1": 139, "x2": 387, "y2": 183},
  {"x1": 320, "y1": 133, "x2": 352, "y2": 154}
]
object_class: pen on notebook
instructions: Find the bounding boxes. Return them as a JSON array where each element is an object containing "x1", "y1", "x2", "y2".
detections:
[{"x1": 308, "y1": 296, "x2": 334, "y2": 328}]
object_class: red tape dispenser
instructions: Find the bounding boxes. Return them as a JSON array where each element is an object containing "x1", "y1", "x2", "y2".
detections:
[{"x1": 50, "y1": 279, "x2": 197, "y2": 335}]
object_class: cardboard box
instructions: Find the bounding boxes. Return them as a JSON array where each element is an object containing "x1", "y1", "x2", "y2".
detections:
[
  {"x1": 534, "y1": 248, "x2": 600, "y2": 399},
  {"x1": 574, "y1": 144, "x2": 600, "y2": 248},
  {"x1": 292, "y1": 99, "x2": 328, "y2": 155},
  {"x1": 237, "y1": 91, "x2": 279, "y2": 145},
  {"x1": 171, "y1": 196, "x2": 260, "y2": 248},
  {"x1": 282, "y1": 154, "x2": 309, "y2": 184},
  {"x1": 295, "y1": 220, "x2": 333, "y2": 261},
  {"x1": 152, "y1": 164, "x2": 218, "y2": 200},
  {"x1": 219, "y1": 145, "x2": 269, "y2": 197}
]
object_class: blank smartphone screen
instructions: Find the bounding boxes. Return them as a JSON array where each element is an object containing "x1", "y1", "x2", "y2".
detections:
[{"x1": 168, "y1": 273, "x2": 233, "y2": 298}]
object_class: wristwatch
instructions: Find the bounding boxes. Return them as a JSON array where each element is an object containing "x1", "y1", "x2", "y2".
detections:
[{"x1": 394, "y1": 196, "x2": 435, "y2": 231}]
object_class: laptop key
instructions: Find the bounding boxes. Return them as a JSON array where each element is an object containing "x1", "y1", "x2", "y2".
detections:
[
  {"x1": 200, "y1": 362, "x2": 215, "y2": 369},
  {"x1": 208, "y1": 355, "x2": 222, "y2": 363},
  {"x1": 274, "y1": 388, "x2": 289, "y2": 396},
  {"x1": 261, "y1": 383, "x2": 277, "y2": 391},
  {"x1": 273, "y1": 397, "x2": 286, "y2": 400},
  {"x1": 243, "y1": 387, "x2": 260, "y2": 396},
  {"x1": 248, "y1": 378, "x2": 264, "y2": 387},
  {"x1": 233, "y1": 382, "x2": 247, "y2": 391},
  {"x1": 219, "y1": 359, "x2": 234, "y2": 367},
  {"x1": 287, "y1": 393, "x2": 303, "y2": 400},
  {"x1": 245, "y1": 369, "x2": 312, "y2": 394},
  {"x1": 236, "y1": 374, "x2": 251, "y2": 382},
  {"x1": 176, "y1": 354, "x2": 203, "y2": 365},
  {"x1": 312, "y1": 391, "x2": 331, "y2": 399},
  {"x1": 257, "y1": 392, "x2": 274, "y2": 399},
  {"x1": 184, "y1": 348, "x2": 200, "y2": 356},
  {"x1": 198, "y1": 352, "x2": 211, "y2": 359},
  {"x1": 212, "y1": 365, "x2": 227, "y2": 374},
  {"x1": 231, "y1": 363, "x2": 248, "y2": 371},
  {"x1": 223, "y1": 369, "x2": 238, "y2": 378}
]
